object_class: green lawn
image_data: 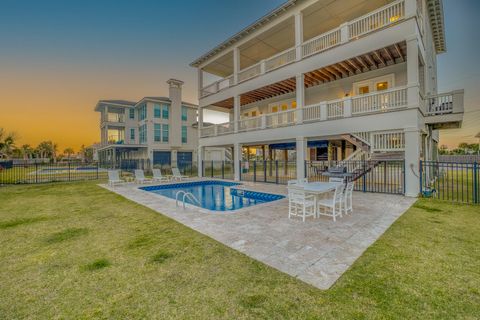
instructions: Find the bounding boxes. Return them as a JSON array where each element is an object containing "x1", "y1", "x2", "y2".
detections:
[{"x1": 0, "y1": 182, "x2": 479, "y2": 319}]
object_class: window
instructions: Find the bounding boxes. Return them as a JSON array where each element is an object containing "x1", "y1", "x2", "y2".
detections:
[
  {"x1": 272, "y1": 106, "x2": 278, "y2": 113},
  {"x1": 181, "y1": 106, "x2": 188, "y2": 121},
  {"x1": 251, "y1": 111, "x2": 257, "y2": 117},
  {"x1": 139, "y1": 124, "x2": 147, "y2": 144},
  {"x1": 154, "y1": 104, "x2": 161, "y2": 118},
  {"x1": 129, "y1": 108, "x2": 135, "y2": 119},
  {"x1": 130, "y1": 128, "x2": 135, "y2": 141},
  {"x1": 181, "y1": 126, "x2": 187, "y2": 144},
  {"x1": 138, "y1": 104, "x2": 147, "y2": 121},
  {"x1": 162, "y1": 124, "x2": 169, "y2": 142},
  {"x1": 162, "y1": 104, "x2": 169, "y2": 119},
  {"x1": 154, "y1": 124, "x2": 161, "y2": 142},
  {"x1": 376, "y1": 81, "x2": 388, "y2": 91},
  {"x1": 358, "y1": 86, "x2": 370, "y2": 95}
]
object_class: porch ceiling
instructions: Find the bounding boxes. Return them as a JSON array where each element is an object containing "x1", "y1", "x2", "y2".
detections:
[{"x1": 210, "y1": 41, "x2": 407, "y2": 109}]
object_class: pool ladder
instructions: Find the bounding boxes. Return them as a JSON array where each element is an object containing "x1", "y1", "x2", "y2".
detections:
[{"x1": 175, "y1": 191, "x2": 200, "y2": 209}]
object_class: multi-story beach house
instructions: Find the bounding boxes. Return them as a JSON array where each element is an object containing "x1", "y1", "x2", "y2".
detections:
[
  {"x1": 192, "y1": 0, "x2": 464, "y2": 196},
  {"x1": 95, "y1": 79, "x2": 201, "y2": 170}
]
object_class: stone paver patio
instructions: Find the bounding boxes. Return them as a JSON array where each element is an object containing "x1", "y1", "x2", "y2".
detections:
[{"x1": 101, "y1": 179, "x2": 415, "y2": 289}]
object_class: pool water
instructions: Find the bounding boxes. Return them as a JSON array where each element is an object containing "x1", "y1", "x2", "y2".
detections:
[{"x1": 140, "y1": 181, "x2": 284, "y2": 211}]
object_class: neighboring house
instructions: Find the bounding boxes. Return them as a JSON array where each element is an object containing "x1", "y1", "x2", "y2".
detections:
[
  {"x1": 95, "y1": 79, "x2": 200, "y2": 169},
  {"x1": 192, "y1": 0, "x2": 464, "y2": 196}
]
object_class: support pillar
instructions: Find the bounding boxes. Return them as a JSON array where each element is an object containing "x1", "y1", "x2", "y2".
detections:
[
  {"x1": 233, "y1": 47, "x2": 240, "y2": 85},
  {"x1": 197, "y1": 146, "x2": 204, "y2": 177},
  {"x1": 296, "y1": 137, "x2": 307, "y2": 180},
  {"x1": 233, "y1": 142, "x2": 242, "y2": 181},
  {"x1": 406, "y1": 35, "x2": 420, "y2": 108},
  {"x1": 197, "y1": 68, "x2": 203, "y2": 99},
  {"x1": 295, "y1": 73, "x2": 304, "y2": 124},
  {"x1": 404, "y1": 127, "x2": 421, "y2": 197},
  {"x1": 294, "y1": 12, "x2": 303, "y2": 61},
  {"x1": 233, "y1": 95, "x2": 240, "y2": 133}
]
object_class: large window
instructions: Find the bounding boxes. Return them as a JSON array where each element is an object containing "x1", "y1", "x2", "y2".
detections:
[
  {"x1": 154, "y1": 104, "x2": 161, "y2": 118},
  {"x1": 181, "y1": 106, "x2": 188, "y2": 121},
  {"x1": 162, "y1": 124, "x2": 169, "y2": 143},
  {"x1": 138, "y1": 103, "x2": 147, "y2": 121},
  {"x1": 129, "y1": 108, "x2": 135, "y2": 119},
  {"x1": 139, "y1": 124, "x2": 147, "y2": 144},
  {"x1": 154, "y1": 124, "x2": 161, "y2": 142},
  {"x1": 181, "y1": 125, "x2": 187, "y2": 144},
  {"x1": 162, "y1": 104, "x2": 169, "y2": 119},
  {"x1": 130, "y1": 128, "x2": 135, "y2": 141}
]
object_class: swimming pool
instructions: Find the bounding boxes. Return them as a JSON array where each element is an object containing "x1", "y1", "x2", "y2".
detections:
[{"x1": 140, "y1": 180, "x2": 285, "y2": 211}]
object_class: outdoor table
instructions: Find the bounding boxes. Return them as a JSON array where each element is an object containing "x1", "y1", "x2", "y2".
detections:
[{"x1": 291, "y1": 182, "x2": 341, "y2": 216}]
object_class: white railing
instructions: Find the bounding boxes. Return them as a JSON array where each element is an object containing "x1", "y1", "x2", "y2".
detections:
[
  {"x1": 106, "y1": 113, "x2": 125, "y2": 123},
  {"x1": 238, "y1": 63, "x2": 262, "y2": 83},
  {"x1": 302, "y1": 28, "x2": 341, "y2": 58},
  {"x1": 200, "y1": 125, "x2": 215, "y2": 138},
  {"x1": 352, "y1": 86, "x2": 407, "y2": 115},
  {"x1": 201, "y1": 76, "x2": 234, "y2": 97},
  {"x1": 327, "y1": 100, "x2": 344, "y2": 119},
  {"x1": 265, "y1": 47, "x2": 296, "y2": 72},
  {"x1": 266, "y1": 109, "x2": 296, "y2": 128},
  {"x1": 426, "y1": 93, "x2": 453, "y2": 115},
  {"x1": 303, "y1": 103, "x2": 323, "y2": 122},
  {"x1": 352, "y1": 132, "x2": 371, "y2": 145},
  {"x1": 216, "y1": 121, "x2": 234, "y2": 135},
  {"x1": 348, "y1": 0, "x2": 405, "y2": 39},
  {"x1": 372, "y1": 131, "x2": 405, "y2": 151},
  {"x1": 238, "y1": 116, "x2": 262, "y2": 132}
]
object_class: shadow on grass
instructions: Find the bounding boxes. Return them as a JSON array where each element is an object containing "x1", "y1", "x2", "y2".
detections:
[
  {"x1": 150, "y1": 250, "x2": 174, "y2": 264},
  {"x1": 0, "y1": 216, "x2": 50, "y2": 229},
  {"x1": 81, "y1": 259, "x2": 111, "y2": 271},
  {"x1": 45, "y1": 228, "x2": 89, "y2": 244},
  {"x1": 412, "y1": 203, "x2": 443, "y2": 213}
]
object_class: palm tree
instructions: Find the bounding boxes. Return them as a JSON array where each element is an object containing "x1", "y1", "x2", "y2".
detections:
[
  {"x1": 35, "y1": 141, "x2": 58, "y2": 161},
  {"x1": 64, "y1": 147, "x2": 75, "y2": 160},
  {"x1": 20, "y1": 144, "x2": 34, "y2": 160},
  {"x1": 0, "y1": 128, "x2": 17, "y2": 159}
]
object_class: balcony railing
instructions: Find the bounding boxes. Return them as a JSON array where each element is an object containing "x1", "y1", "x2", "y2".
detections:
[
  {"x1": 200, "y1": 0, "x2": 410, "y2": 98},
  {"x1": 104, "y1": 113, "x2": 125, "y2": 123},
  {"x1": 199, "y1": 87, "x2": 464, "y2": 138}
]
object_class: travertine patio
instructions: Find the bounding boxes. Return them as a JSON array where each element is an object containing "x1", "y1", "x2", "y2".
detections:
[{"x1": 102, "y1": 180, "x2": 415, "y2": 289}]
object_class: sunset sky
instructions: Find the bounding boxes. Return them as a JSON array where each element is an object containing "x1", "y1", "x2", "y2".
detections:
[{"x1": 1, "y1": 0, "x2": 479, "y2": 151}]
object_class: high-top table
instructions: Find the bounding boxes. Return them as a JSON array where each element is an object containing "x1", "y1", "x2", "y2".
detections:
[{"x1": 289, "y1": 181, "x2": 342, "y2": 216}]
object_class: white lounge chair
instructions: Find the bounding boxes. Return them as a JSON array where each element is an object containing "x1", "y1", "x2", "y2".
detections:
[
  {"x1": 108, "y1": 170, "x2": 125, "y2": 187},
  {"x1": 152, "y1": 168, "x2": 170, "y2": 183},
  {"x1": 288, "y1": 186, "x2": 316, "y2": 222},
  {"x1": 134, "y1": 169, "x2": 153, "y2": 184},
  {"x1": 287, "y1": 178, "x2": 308, "y2": 186},
  {"x1": 317, "y1": 183, "x2": 345, "y2": 221},
  {"x1": 343, "y1": 182, "x2": 354, "y2": 215},
  {"x1": 171, "y1": 167, "x2": 189, "y2": 181},
  {"x1": 329, "y1": 177, "x2": 344, "y2": 183}
]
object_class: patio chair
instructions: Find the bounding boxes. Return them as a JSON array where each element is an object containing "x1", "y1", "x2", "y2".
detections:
[
  {"x1": 329, "y1": 177, "x2": 344, "y2": 183},
  {"x1": 134, "y1": 169, "x2": 153, "y2": 184},
  {"x1": 288, "y1": 186, "x2": 316, "y2": 222},
  {"x1": 171, "y1": 167, "x2": 189, "y2": 181},
  {"x1": 287, "y1": 178, "x2": 308, "y2": 186},
  {"x1": 152, "y1": 168, "x2": 170, "y2": 183},
  {"x1": 107, "y1": 170, "x2": 125, "y2": 187},
  {"x1": 343, "y1": 182, "x2": 354, "y2": 215},
  {"x1": 317, "y1": 183, "x2": 345, "y2": 222}
]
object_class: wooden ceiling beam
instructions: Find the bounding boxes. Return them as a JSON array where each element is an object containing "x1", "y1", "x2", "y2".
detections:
[
  {"x1": 339, "y1": 61, "x2": 355, "y2": 75},
  {"x1": 355, "y1": 56, "x2": 369, "y2": 71},
  {"x1": 363, "y1": 54, "x2": 377, "y2": 69},
  {"x1": 373, "y1": 50, "x2": 386, "y2": 66},
  {"x1": 332, "y1": 64, "x2": 348, "y2": 77},
  {"x1": 312, "y1": 70, "x2": 332, "y2": 82},
  {"x1": 394, "y1": 43, "x2": 405, "y2": 62}
]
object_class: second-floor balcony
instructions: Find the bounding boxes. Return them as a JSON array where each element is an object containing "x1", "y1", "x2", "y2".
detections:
[
  {"x1": 198, "y1": 0, "x2": 417, "y2": 99},
  {"x1": 200, "y1": 87, "x2": 464, "y2": 138},
  {"x1": 101, "y1": 113, "x2": 126, "y2": 124}
]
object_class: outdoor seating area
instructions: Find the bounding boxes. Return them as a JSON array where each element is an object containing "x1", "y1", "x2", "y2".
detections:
[
  {"x1": 287, "y1": 178, "x2": 355, "y2": 222},
  {"x1": 107, "y1": 167, "x2": 191, "y2": 186}
]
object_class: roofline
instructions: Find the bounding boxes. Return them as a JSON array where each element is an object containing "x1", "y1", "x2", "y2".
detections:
[
  {"x1": 135, "y1": 97, "x2": 198, "y2": 108},
  {"x1": 427, "y1": 0, "x2": 446, "y2": 53},
  {"x1": 94, "y1": 101, "x2": 136, "y2": 111},
  {"x1": 190, "y1": 0, "x2": 299, "y2": 68}
]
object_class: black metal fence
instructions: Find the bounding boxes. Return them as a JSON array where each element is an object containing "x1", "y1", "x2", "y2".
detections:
[
  {"x1": 202, "y1": 161, "x2": 234, "y2": 180},
  {"x1": 240, "y1": 161, "x2": 297, "y2": 184},
  {"x1": 306, "y1": 160, "x2": 405, "y2": 195},
  {"x1": 420, "y1": 161, "x2": 479, "y2": 204},
  {"x1": 0, "y1": 161, "x2": 106, "y2": 184}
]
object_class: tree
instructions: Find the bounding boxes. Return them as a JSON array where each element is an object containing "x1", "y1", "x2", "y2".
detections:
[
  {"x1": 439, "y1": 144, "x2": 450, "y2": 155},
  {"x1": 35, "y1": 141, "x2": 58, "y2": 161},
  {"x1": 20, "y1": 144, "x2": 34, "y2": 160},
  {"x1": 63, "y1": 147, "x2": 75, "y2": 160},
  {"x1": 0, "y1": 128, "x2": 17, "y2": 159}
]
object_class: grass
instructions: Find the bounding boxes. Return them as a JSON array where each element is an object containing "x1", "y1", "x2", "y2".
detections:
[{"x1": 0, "y1": 182, "x2": 479, "y2": 319}]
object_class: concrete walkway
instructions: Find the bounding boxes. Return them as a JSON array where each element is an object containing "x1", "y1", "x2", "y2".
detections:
[{"x1": 101, "y1": 180, "x2": 415, "y2": 289}]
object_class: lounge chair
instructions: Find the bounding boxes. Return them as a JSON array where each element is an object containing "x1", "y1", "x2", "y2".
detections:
[
  {"x1": 134, "y1": 169, "x2": 153, "y2": 184},
  {"x1": 288, "y1": 186, "x2": 316, "y2": 222},
  {"x1": 171, "y1": 168, "x2": 189, "y2": 181},
  {"x1": 108, "y1": 170, "x2": 125, "y2": 187},
  {"x1": 152, "y1": 168, "x2": 170, "y2": 183}
]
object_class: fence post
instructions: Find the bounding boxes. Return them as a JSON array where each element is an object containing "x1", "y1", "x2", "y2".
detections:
[
  {"x1": 68, "y1": 162, "x2": 71, "y2": 181},
  {"x1": 201, "y1": 160, "x2": 204, "y2": 178},
  {"x1": 35, "y1": 162, "x2": 38, "y2": 184},
  {"x1": 474, "y1": 162, "x2": 478, "y2": 204},
  {"x1": 96, "y1": 162, "x2": 99, "y2": 179},
  {"x1": 419, "y1": 160, "x2": 423, "y2": 196},
  {"x1": 275, "y1": 160, "x2": 279, "y2": 184},
  {"x1": 222, "y1": 161, "x2": 225, "y2": 179},
  {"x1": 253, "y1": 161, "x2": 257, "y2": 183},
  {"x1": 211, "y1": 160, "x2": 214, "y2": 178},
  {"x1": 304, "y1": 160, "x2": 307, "y2": 179},
  {"x1": 362, "y1": 160, "x2": 366, "y2": 192},
  {"x1": 263, "y1": 160, "x2": 267, "y2": 182}
]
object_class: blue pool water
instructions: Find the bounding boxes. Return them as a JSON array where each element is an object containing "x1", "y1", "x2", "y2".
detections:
[{"x1": 140, "y1": 181, "x2": 284, "y2": 211}]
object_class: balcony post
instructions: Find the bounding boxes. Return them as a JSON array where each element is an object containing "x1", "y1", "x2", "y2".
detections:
[
  {"x1": 320, "y1": 102, "x2": 328, "y2": 121},
  {"x1": 260, "y1": 60, "x2": 266, "y2": 74},
  {"x1": 405, "y1": 0, "x2": 417, "y2": 19},
  {"x1": 213, "y1": 124, "x2": 218, "y2": 137},
  {"x1": 233, "y1": 47, "x2": 240, "y2": 85},
  {"x1": 344, "y1": 98, "x2": 352, "y2": 118},
  {"x1": 197, "y1": 146, "x2": 204, "y2": 177},
  {"x1": 197, "y1": 68, "x2": 203, "y2": 98},
  {"x1": 295, "y1": 73, "x2": 305, "y2": 124},
  {"x1": 452, "y1": 89, "x2": 465, "y2": 113},
  {"x1": 406, "y1": 35, "x2": 420, "y2": 108},
  {"x1": 198, "y1": 106, "x2": 204, "y2": 130},
  {"x1": 340, "y1": 22, "x2": 349, "y2": 43},
  {"x1": 261, "y1": 114, "x2": 267, "y2": 129},
  {"x1": 296, "y1": 137, "x2": 307, "y2": 180},
  {"x1": 233, "y1": 142, "x2": 242, "y2": 181},
  {"x1": 294, "y1": 12, "x2": 303, "y2": 61},
  {"x1": 404, "y1": 127, "x2": 421, "y2": 197},
  {"x1": 233, "y1": 95, "x2": 240, "y2": 133}
]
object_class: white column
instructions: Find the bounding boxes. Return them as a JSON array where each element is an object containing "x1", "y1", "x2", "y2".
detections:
[
  {"x1": 294, "y1": 12, "x2": 303, "y2": 61},
  {"x1": 198, "y1": 106, "x2": 204, "y2": 129},
  {"x1": 406, "y1": 36, "x2": 420, "y2": 108},
  {"x1": 295, "y1": 73, "x2": 304, "y2": 124},
  {"x1": 197, "y1": 68, "x2": 203, "y2": 99},
  {"x1": 340, "y1": 22, "x2": 349, "y2": 43},
  {"x1": 343, "y1": 97, "x2": 352, "y2": 118},
  {"x1": 233, "y1": 142, "x2": 242, "y2": 181},
  {"x1": 233, "y1": 95, "x2": 240, "y2": 133},
  {"x1": 405, "y1": 0, "x2": 417, "y2": 18},
  {"x1": 296, "y1": 137, "x2": 307, "y2": 181},
  {"x1": 233, "y1": 47, "x2": 240, "y2": 85},
  {"x1": 404, "y1": 127, "x2": 421, "y2": 197},
  {"x1": 197, "y1": 146, "x2": 204, "y2": 177}
]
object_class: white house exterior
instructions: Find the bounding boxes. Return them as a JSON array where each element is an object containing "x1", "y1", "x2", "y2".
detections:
[
  {"x1": 95, "y1": 79, "x2": 201, "y2": 169},
  {"x1": 192, "y1": 0, "x2": 464, "y2": 196}
]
